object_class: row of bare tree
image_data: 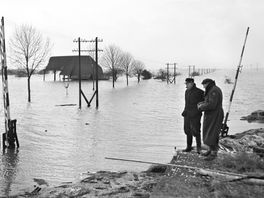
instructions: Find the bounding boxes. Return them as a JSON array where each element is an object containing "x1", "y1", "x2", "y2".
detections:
[
  {"x1": 7, "y1": 24, "x2": 147, "y2": 102},
  {"x1": 100, "y1": 45, "x2": 145, "y2": 88}
]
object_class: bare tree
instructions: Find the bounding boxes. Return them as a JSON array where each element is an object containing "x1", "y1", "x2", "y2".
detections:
[
  {"x1": 9, "y1": 24, "x2": 51, "y2": 102},
  {"x1": 155, "y1": 68, "x2": 167, "y2": 80},
  {"x1": 121, "y1": 52, "x2": 134, "y2": 86},
  {"x1": 132, "y1": 60, "x2": 145, "y2": 83},
  {"x1": 100, "y1": 45, "x2": 123, "y2": 88}
]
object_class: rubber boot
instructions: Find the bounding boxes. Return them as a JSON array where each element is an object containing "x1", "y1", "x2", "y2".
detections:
[
  {"x1": 182, "y1": 135, "x2": 193, "y2": 152},
  {"x1": 204, "y1": 148, "x2": 217, "y2": 161},
  {"x1": 201, "y1": 150, "x2": 211, "y2": 156},
  {"x1": 196, "y1": 134, "x2": 201, "y2": 154}
]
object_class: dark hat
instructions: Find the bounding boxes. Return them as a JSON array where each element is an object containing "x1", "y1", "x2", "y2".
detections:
[
  {"x1": 185, "y1": 78, "x2": 194, "y2": 83},
  {"x1": 201, "y1": 78, "x2": 214, "y2": 84}
]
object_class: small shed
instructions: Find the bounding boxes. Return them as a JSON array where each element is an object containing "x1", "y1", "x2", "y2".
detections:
[{"x1": 45, "y1": 56, "x2": 105, "y2": 80}]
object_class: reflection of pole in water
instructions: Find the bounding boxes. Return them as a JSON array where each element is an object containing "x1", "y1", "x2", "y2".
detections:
[
  {"x1": 0, "y1": 149, "x2": 20, "y2": 196},
  {"x1": 64, "y1": 82, "x2": 69, "y2": 95}
]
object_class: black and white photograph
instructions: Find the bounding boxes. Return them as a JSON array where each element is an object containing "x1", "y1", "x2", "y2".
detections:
[{"x1": 1, "y1": 0, "x2": 264, "y2": 197}]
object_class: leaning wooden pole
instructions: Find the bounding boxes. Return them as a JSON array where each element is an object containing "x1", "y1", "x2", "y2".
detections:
[
  {"x1": 221, "y1": 27, "x2": 250, "y2": 137},
  {"x1": 0, "y1": 17, "x2": 19, "y2": 150},
  {"x1": 105, "y1": 157, "x2": 251, "y2": 178}
]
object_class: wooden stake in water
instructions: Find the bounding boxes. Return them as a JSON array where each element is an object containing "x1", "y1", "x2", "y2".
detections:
[
  {"x1": 0, "y1": 17, "x2": 19, "y2": 150},
  {"x1": 221, "y1": 27, "x2": 250, "y2": 137}
]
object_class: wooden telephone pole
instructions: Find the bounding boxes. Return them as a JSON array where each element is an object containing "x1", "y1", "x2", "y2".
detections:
[
  {"x1": 166, "y1": 63, "x2": 177, "y2": 84},
  {"x1": 73, "y1": 37, "x2": 103, "y2": 108},
  {"x1": 187, "y1": 65, "x2": 195, "y2": 77}
]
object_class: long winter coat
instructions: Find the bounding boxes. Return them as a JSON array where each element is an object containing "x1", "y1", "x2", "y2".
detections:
[
  {"x1": 182, "y1": 84, "x2": 204, "y2": 136},
  {"x1": 198, "y1": 83, "x2": 224, "y2": 146}
]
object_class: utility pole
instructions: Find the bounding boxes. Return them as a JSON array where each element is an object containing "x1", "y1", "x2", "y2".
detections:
[
  {"x1": 73, "y1": 37, "x2": 85, "y2": 108},
  {"x1": 95, "y1": 37, "x2": 99, "y2": 107},
  {"x1": 166, "y1": 63, "x2": 169, "y2": 84},
  {"x1": 78, "y1": 37, "x2": 81, "y2": 108},
  {"x1": 166, "y1": 63, "x2": 177, "y2": 84},
  {"x1": 188, "y1": 65, "x2": 195, "y2": 77},
  {"x1": 188, "y1": 65, "x2": 191, "y2": 77},
  {"x1": 85, "y1": 37, "x2": 103, "y2": 108},
  {"x1": 173, "y1": 63, "x2": 176, "y2": 84},
  {"x1": 43, "y1": 69, "x2": 46, "y2": 81},
  {"x1": 73, "y1": 37, "x2": 103, "y2": 108}
]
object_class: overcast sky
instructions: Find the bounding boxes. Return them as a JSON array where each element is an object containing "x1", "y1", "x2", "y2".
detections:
[{"x1": 1, "y1": 0, "x2": 263, "y2": 70}]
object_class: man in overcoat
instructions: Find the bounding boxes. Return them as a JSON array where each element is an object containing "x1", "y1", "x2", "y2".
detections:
[
  {"x1": 182, "y1": 78, "x2": 204, "y2": 153},
  {"x1": 198, "y1": 78, "x2": 224, "y2": 160}
]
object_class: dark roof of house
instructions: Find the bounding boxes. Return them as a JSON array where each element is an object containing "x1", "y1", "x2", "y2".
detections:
[{"x1": 45, "y1": 56, "x2": 103, "y2": 79}]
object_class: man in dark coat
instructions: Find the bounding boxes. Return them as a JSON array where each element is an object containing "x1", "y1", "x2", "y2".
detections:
[
  {"x1": 182, "y1": 78, "x2": 204, "y2": 153},
  {"x1": 198, "y1": 78, "x2": 224, "y2": 160}
]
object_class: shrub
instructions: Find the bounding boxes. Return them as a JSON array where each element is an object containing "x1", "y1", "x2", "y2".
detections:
[{"x1": 221, "y1": 152, "x2": 264, "y2": 173}]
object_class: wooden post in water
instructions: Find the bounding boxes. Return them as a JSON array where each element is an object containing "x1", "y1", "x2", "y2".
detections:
[
  {"x1": 53, "y1": 70, "x2": 56, "y2": 81},
  {"x1": 0, "y1": 16, "x2": 19, "y2": 150}
]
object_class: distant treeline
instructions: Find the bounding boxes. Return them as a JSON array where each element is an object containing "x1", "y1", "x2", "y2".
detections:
[{"x1": 0, "y1": 69, "x2": 44, "y2": 77}]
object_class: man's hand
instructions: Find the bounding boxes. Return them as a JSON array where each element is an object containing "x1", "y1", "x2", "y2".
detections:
[
  {"x1": 197, "y1": 102, "x2": 204, "y2": 110},
  {"x1": 181, "y1": 110, "x2": 187, "y2": 117}
]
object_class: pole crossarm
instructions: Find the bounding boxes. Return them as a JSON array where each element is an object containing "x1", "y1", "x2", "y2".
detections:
[
  {"x1": 73, "y1": 38, "x2": 103, "y2": 43},
  {"x1": 84, "y1": 49, "x2": 103, "y2": 52},
  {"x1": 72, "y1": 49, "x2": 103, "y2": 52}
]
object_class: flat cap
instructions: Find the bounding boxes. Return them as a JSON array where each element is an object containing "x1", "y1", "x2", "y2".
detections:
[
  {"x1": 201, "y1": 78, "x2": 214, "y2": 84},
  {"x1": 185, "y1": 78, "x2": 194, "y2": 83}
]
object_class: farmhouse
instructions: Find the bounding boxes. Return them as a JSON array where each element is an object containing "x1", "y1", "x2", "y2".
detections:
[{"x1": 45, "y1": 56, "x2": 106, "y2": 80}]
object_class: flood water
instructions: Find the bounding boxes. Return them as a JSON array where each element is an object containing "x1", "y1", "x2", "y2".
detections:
[{"x1": 0, "y1": 68, "x2": 264, "y2": 196}]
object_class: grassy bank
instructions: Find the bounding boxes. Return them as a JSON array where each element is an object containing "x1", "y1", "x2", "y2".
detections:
[{"x1": 152, "y1": 151, "x2": 264, "y2": 198}]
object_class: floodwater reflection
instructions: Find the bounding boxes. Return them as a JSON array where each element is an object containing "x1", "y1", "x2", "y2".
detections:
[{"x1": 0, "y1": 148, "x2": 20, "y2": 196}]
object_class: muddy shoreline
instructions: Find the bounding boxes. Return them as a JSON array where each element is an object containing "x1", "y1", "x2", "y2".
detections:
[{"x1": 16, "y1": 128, "x2": 264, "y2": 197}]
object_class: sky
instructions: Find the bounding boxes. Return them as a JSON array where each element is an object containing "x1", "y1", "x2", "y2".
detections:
[{"x1": 1, "y1": 0, "x2": 264, "y2": 71}]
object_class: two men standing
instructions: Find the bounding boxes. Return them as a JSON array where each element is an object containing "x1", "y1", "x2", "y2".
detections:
[{"x1": 182, "y1": 78, "x2": 224, "y2": 160}]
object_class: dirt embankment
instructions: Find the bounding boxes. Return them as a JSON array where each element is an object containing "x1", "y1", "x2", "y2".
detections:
[{"x1": 18, "y1": 128, "x2": 264, "y2": 198}]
